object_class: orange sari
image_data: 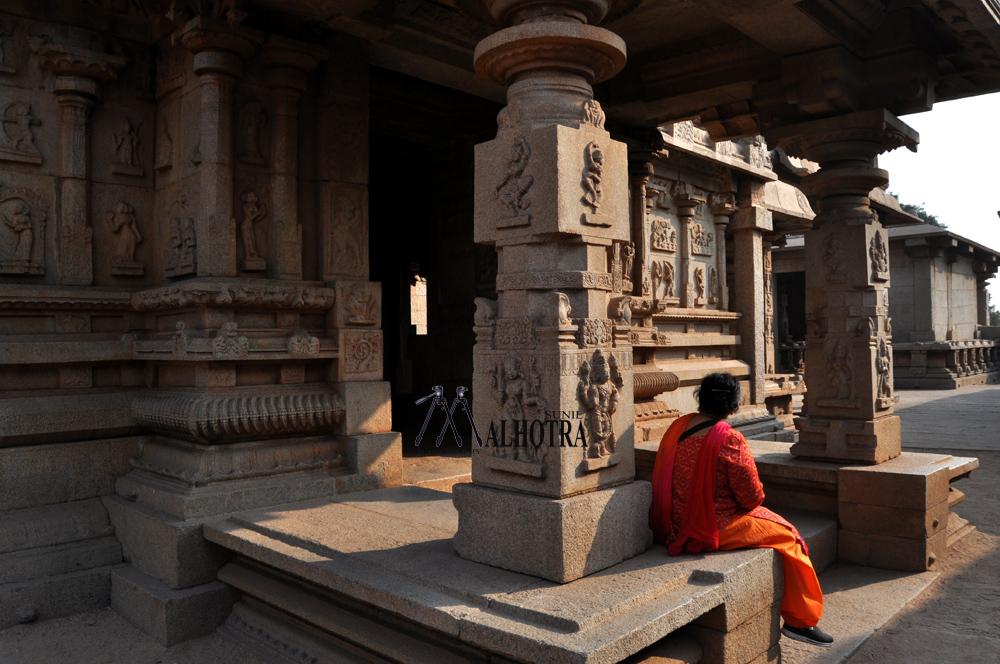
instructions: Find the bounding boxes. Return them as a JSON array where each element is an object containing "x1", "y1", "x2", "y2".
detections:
[{"x1": 649, "y1": 413, "x2": 824, "y2": 628}]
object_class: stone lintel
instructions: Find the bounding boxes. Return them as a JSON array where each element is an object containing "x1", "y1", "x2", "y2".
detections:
[{"x1": 729, "y1": 206, "x2": 773, "y2": 233}]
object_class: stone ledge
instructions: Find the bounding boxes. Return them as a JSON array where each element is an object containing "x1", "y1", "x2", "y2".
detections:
[{"x1": 204, "y1": 485, "x2": 784, "y2": 664}]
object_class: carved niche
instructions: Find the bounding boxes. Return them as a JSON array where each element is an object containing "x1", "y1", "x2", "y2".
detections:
[
  {"x1": 0, "y1": 20, "x2": 14, "y2": 76},
  {"x1": 327, "y1": 189, "x2": 367, "y2": 278},
  {"x1": 709, "y1": 266, "x2": 719, "y2": 305},
  {"x1": 155, "y1": 115, "x2": 172, "y2": 171},
  {"x1": 621, "y1": 242, "x2": 635, "y2": 293},
  {"x1": 488, "y1": 353, "x2": 546, "y2": 462},
  {"x1": 237, "y1": 101, "x2": 266, "y2": 165},
  {"x1": 0, "y1": 179, "x2": 46, "y2": 274},
  {"x1": 825, "y1": 337, "x2": 854, "y2": 401},
  {"x1": 237, "y1": 189, "x2": 267, "y2": 272},
  {"x1": 694, "y1": 266, "x2": 706, "y2": 306},
  {"x1": 650, "y1": 260, "x2": 676, "y2": 301},
  {"x1": 576, "y1": 349, "x2": 623, "y2": 459},
  {"x1": 875, "y1": 336, "x2": 892, "y2": 408},
  {"x1": 111, "y1": 118, "x2": 143, "y2": 177},
  {"x1": 496, "y1": 136, "x2": 533, "y2": 228},
  {"x1": 581, "y1": 141, "x2": 609, "y2": 227},
  {"x1": 581, "y1": 99, "x2": 605, "y2": 128},
  {"x1": 0, "y1": 101, "x2": 41, "y2": 164},
  {"x1": 105, "y1": 201, "x2": 144, "y2": 276}
]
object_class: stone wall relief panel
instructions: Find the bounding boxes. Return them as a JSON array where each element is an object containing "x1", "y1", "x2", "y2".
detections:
[
  {"x1": 110, "y1": 117, "x2": 144, "y2": 177},
  {"x1": 323, "y1": 184, "x2": 368, "y2": 281},
  {"x1": 333, "y1": 280, "x2": 381, "y2": 328},
  {"x1": 0, "y1": 176, "x2": 48, "y2": 275},
  {"x1": 486, "y1": 351, "x2": 548, "y2": 464},
  {"x1": 339, "y1": 328, "x2": 382, "y2": 381},
  {"x1": 163, "y1": 180, "x2": 197, "y2": 278},
  {"x1": 869, "y1": 228, "x2": 890, "y2": 282},
  {"x1": 0, "y1": 96, "x2": 43, "y2": 165},
  {"x1": 495, "y1": 136, "x2": 534, "y2": 228},
  {"x1": 234, "y1": 173, "x2": 270, "y2": 273},
  {"x1": 576, "y1": 348, "x2": 623, "y2": 462},
  {"x1": 689, "y1": 222, "x2": 714, "y2": 256},
  {"x1": 92, "y1": 183, "x2": 153, "y2": 282}
]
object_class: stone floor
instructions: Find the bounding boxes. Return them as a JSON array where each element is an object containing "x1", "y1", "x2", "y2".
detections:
[{"x1": 1, "y1": 386, "x2": 997, "y2": 664}]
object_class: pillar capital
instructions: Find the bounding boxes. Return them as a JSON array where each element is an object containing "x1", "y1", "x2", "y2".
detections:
[
  {"x1": 174, "y1": 15, "x2": 262, "y2": 76},
  {"x1": 262, "y1": 35, "x2": 327, "y2": 92},
  {"x1": 33, "y1": 43, "x2": 127, "y2": 87}
]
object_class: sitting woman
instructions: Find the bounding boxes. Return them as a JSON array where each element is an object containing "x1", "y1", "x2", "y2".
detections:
[{"x1": 648, "y1": 372, "x2": 833, "y2": 648}]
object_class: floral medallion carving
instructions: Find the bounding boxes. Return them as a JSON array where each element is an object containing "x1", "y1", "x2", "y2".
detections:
[{"x1": 343, "y1": 329, "x2": 381, "y2": 375}]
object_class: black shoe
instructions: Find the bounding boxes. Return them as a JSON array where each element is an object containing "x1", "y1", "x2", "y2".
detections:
[{"x1": 782, "y1": 624, "x2": 834, "y2": 647}]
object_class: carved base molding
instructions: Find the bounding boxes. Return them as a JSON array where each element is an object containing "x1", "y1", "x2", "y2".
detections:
[
  {"x1": 131, "y1": 386, "x2": 345, "y2": 444},
  {"x1": 128, "y1": 435, "x2": 347, "y2": 487}
]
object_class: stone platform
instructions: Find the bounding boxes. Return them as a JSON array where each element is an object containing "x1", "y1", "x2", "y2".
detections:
[{"x1": 205, "y1": 486, "x2": 793, "y2": 664}]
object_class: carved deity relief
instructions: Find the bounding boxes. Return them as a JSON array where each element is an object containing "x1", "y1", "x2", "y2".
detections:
[
  {"x1": 641, "y1": 263, "x2": 652, "y2": 298},
  {"x1": 747, "y1": 136, "x2": 772, "y2": 170},
  {"x1": 155, "y1": 116, "x2": 172, "y2": 171},
  {"x1": 651, "y1": 261, "x2": 662, "y2": 298},
  {"x1": 621, "y1": 242, "x2": 635, "y2": 293},
  {"x1": 0, "y1": 101, "x2": 41, "y2": 164},
  {"x1": 489, "y1": 353, "x2": 547, "y2": 461},
  {"x1": 822, "y1": 234, "x2": 842, "y2": 275},
  {"x1": 345, "y1": 282, "x2": 378, "y2": 325},
  {"x1": 826, "y1": 338, "x2": 854, "y2": 400},
  {"x1": 694, "y1": 266, "x2": 706, "y2": 304},
  {"x1": 709, "y1": 266, "x2": 719, "y2": 305},
  {"x1": 876, "y1": 337, "x2": 892, "y2": 404},
  {"x1": 237, "y1": 101, "x2": 266, "y2": 165},
  {"x1": 581, "y1": 99, "x2": 605, "y2": 128},
  {"x1": 237, "y1": 190, "x2": 267, "y2": 271},
  {"x1": 615, "y1": 297, "x2": 632, "y2": 326},
  {"x1": 673, "y1": 121, "x2": 695, "y2": 143},
  {"x1": 106, "y1": 201, "x2": 144, "y2": 276},
  {"x1": 213, "y1": 322, "x2": 250, "y2": 360},
  {"x1": 328, "y1": 192, "x2": 365, "y2": 277},
  {"x1": 288, "y1": 330, "x2": 320, "y2": 357},
  {"x1": 651, "y1": 219, "x2": 677, "y2": 252},
  {"x1": 495, "y1": 137, "x2": 533, "y2": 227},
  {"x1": 577, "y1": 349, "x2": 623, "y2": 459},
  {"x1": 581, "y1": 141, "x2": 604, "y2": 211},
  {"x1": 0, "y1": 180, "x2": 46, "y2": 274},
  {"x1": 690, "y1": 223, "x2": 714, "y2": 256},
  {"x1": 112, "y1": 119, "x2": 143, "y2": 176},
  {"x1": 0, "y1": 20, "x2": 14, "y2": 75},
  {"x1": 870, "y1": 230, "x2": 889, "y2": 281}
]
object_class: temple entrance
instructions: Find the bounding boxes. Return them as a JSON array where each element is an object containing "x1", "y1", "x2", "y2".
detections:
[{"x1": 368, "y1": 68, "x2": 501, "y2": 454}]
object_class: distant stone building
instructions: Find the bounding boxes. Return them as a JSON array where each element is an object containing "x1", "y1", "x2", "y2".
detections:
[{"x1": 772, "y1": 223, "x2": 1000, "y2": 390}]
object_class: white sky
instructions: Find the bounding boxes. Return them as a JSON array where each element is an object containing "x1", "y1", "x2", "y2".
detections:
[{"x1": 879, "y1": 92, "x2": 1000, "y2": 308}]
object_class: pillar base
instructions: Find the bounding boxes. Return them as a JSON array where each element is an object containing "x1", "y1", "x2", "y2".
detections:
[
  {"x1": 791, "y1": 414, "x2": 901, "y2": 464},
  {"x1": 453, "y1": 480, "x2": 652, "y2": 583}
]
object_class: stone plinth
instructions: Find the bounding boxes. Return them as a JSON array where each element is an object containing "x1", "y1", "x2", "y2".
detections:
[
  {"x1": 452, "y1": 481, "x2": 652, "y2": 583},
  {"x1": 204, "y1": 485, "x2": 783, "y2": 664}
]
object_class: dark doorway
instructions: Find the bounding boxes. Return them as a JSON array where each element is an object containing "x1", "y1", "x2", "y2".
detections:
[
  {"x1": 368, "y1": 68, "x2": 501, "y2": 455},
  {"x1": 775, "y1": 272, "x2": 806, "y2": 373}
]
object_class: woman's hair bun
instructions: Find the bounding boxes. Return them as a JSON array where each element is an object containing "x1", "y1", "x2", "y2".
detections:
[{"x1": 695, "y1": 372, "x2": 740, "y2": 418}]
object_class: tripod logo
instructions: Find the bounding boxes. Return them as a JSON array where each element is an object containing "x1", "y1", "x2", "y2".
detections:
[{"x1": 414, "y1": 385, "x2": 483, "y2": 447}]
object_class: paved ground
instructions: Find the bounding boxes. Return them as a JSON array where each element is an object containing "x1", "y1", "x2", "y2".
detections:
[{"x1": 1, "y1": 386, "x2": 997, "y2": 663}]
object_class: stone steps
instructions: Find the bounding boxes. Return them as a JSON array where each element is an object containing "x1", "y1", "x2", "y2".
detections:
[{"x1": 778, "y1": 508, "x2": 839, "y2": 574}]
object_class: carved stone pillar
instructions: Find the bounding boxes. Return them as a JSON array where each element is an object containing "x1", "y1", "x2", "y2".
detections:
[
  {"x1": 672, "y1": 182, "x2": 706, "y2": 308},
  {"x1": 35, "y1": 45, "x2": 127, "y2": 285},
  {"x1": 176, "y1": 17, "x2": 262, "y2": 277},
  {"x1": 905, "y1": 240, "x2": 942, "y2": 342},
  {"x1": 975, "y1": 266, "x2": 991, "y2": 328},
  {"x1": 628, "y1": 154, "x2": 655, "y2": 295},
  {"x1": 709, "y1": 192, "x2": 736, "y2": 311},
  {"x1": 457, "y1": 0, "x2": 649, "y2": 583},
  {"x1": 768, "y1": 109, "x2": 918, "y2": 464},
  {"x1": 730, "y1": 181, "x2": 771, "y2": 407},
  {"x1": 263, "y1": 36, "x2": 326, "y2": 281}
]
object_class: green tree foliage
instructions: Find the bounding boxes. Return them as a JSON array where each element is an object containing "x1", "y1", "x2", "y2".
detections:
[
  {"x1": 990, "y1": 301, "x2": 1000, "y2": 327},
  {"x1": 889, "y1": 192, "x2": 947, "y2": 228}
]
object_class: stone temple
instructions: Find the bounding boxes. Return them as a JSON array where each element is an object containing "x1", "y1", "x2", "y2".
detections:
[{"x1": 0, "y1": 1, "x2": 997, "y2": 662}]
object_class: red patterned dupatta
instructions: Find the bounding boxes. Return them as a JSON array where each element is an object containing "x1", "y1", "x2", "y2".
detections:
[{"x1": 649, "y1": 414, "x2": 733, "y2": 556}]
